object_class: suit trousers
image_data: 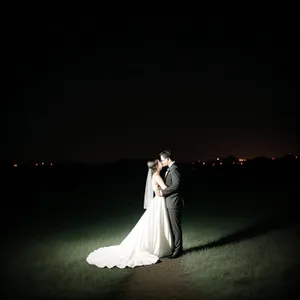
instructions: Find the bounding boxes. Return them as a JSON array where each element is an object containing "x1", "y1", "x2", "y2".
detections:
[{"x1": 167, "y1": 208, "x2": 183, "y2": 253}]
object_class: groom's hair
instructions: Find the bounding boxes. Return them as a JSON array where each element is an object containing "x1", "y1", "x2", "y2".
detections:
[{"x1": 159, "y1": 149, "x2": 173, "y2": 160}]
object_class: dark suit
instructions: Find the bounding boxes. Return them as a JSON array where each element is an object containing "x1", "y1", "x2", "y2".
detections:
[{"x1": 162, "y1": 162, "x2": 184, "y2": 254}]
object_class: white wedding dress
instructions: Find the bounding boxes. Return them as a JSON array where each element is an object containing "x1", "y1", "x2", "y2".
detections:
[{"x1": 86, "y1": 195, "x2": 173, "y2": 268}]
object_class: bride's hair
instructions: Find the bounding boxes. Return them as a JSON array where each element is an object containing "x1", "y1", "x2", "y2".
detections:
[{"x1": 147, "y1": 159, "x2": 158, "y2": 174}]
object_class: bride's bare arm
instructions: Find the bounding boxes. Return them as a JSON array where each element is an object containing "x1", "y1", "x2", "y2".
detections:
[{"x1": 155, "y1": 175, "x2": 168, "y2": 190}]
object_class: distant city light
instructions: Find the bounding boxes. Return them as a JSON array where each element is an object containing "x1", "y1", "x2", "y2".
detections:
[{"x1": 6, "y1": 154, "x2": 299, "y2": 172}]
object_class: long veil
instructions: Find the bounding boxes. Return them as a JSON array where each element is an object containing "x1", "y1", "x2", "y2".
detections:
[{"x1": 143, "y1": 169, "x2": 153, "y2": 209}]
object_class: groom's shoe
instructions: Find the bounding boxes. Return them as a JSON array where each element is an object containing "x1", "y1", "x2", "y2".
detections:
[{"x1": 170, "y1": 250, "x2": 182, "y2": 259}]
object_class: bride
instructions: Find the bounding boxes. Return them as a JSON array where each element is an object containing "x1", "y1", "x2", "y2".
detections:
[{"x1": 86, "y1": 159, "x2": 173, "y2": 268}]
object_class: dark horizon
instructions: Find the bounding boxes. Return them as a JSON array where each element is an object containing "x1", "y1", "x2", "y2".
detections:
[
  {"x1": 5, "y1": 3, "x2": 299, "y2": 164},
  {"x1": 4, "y1": 152, "x2": 299, "y2": 167}
]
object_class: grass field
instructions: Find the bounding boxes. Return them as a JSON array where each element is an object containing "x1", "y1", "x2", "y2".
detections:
[
  {"x1": 2, "y1": 161, "x2": 299, "y2": 299},
  {"x1": 182, "y1": 210, "x2": 299, "y2": 300}
]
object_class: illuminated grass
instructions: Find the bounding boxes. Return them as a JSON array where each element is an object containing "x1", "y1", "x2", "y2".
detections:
[
  {"x1": 4, "y1": 220, "x2": 135, "y2": 298},
  {"x1": 181, "y1": 195, "x2": 299, "y2": 299}
]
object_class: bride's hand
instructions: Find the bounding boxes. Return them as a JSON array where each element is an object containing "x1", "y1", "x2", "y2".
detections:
[
  {"x1": 155, "y1": 187, "x2": 162, "y2": 197},
  {"x1": 155, "y1": 188, "x2": 159, "y2": 197}
]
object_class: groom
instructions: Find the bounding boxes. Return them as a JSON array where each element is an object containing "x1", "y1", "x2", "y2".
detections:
[{"x1": 157, "y1": 149, "x2": 184, "y2": 259}]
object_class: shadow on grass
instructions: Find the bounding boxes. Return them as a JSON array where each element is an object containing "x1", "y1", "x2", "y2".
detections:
[{"x1": 183, "y1": 213, "x2": 299, "y2": 255}]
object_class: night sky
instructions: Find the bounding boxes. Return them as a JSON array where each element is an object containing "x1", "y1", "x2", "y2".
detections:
[{"x1": 5, "y1": 3, "x2": 299, "y2": 164}]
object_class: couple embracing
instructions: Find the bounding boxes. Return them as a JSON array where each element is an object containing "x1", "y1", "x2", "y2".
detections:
[{"x1": 86, "y1": 149, "x2": 184, "y2": 268}]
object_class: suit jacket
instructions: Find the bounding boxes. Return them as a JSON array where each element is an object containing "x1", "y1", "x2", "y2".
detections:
[{"x1": 162, "y1": 163, "x2": 184, "y2": 210}]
